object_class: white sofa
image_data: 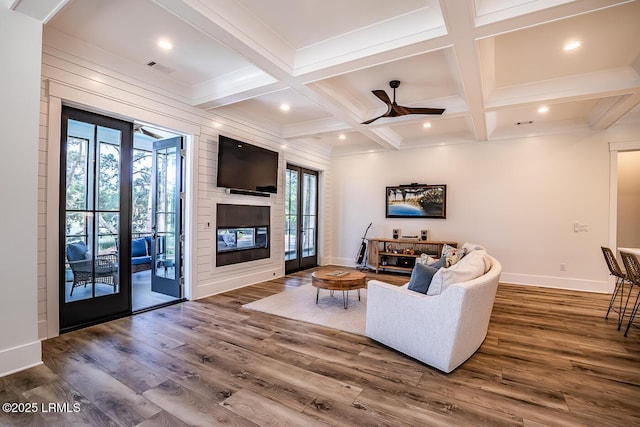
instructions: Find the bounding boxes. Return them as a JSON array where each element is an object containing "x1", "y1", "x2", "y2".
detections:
[{"x1": 365, "y1": 253, "x2": 501, "y2": 373}]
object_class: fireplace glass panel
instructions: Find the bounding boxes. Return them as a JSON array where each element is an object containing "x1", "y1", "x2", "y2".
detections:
[{"x1": 217, "y1": 226, "x2": 268, "y2": 253}]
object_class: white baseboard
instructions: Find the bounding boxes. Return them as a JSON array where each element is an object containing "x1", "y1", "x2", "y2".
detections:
[
  {"x1": 325, "y1": 258, "x2": 611, "y2": 294},
  {"x1": 0, "y1": 340, "x2": 42, "y2": 378},
  {"x1": 194, "y1": 267, "x2": 282, "y2": 299},
  {"x1": 324, "y1": 257, "x2": 358, "y2": 268},
  {"x1": 500, "y1": 272, "x2": 610, "y2": 293}
]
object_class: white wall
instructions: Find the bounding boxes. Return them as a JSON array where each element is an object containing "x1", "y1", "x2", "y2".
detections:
[
  {"x1": 0, "y1": 7, "x2": 43, "y2": 376},
  {"x1": 617, "y1": 150, "x2": 640, "y2": 249},
  {"x1": 328, "y1": 131, "x2": 628, "y2": 292}
]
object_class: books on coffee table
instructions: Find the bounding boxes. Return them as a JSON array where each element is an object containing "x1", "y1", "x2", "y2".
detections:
[{"x1": 326, "y1": 270, "x2": 349, "y2": 277}]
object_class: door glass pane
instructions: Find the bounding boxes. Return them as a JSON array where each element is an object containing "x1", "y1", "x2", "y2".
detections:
[
  {"x1": 64, "y1": 119, "x2": 121, "y2": 302},
  {"x1": 97, "y1": 135, "x2": 121, "y2": 210},
  {"x1": 154, "y1": 147, "x2": 177, "y2": 280},
  {"x1": 65, "y1": 145, "x2": 89, "y2": 209},
  {"x1": 98, "y1": 212, "x2": 119, "y2": 253},
  {"x1": 285, "y1": 168, "x2": 298, "y2": 261},
  {"x1": 302, "y1": 173, "x2": 317, "y2": 257},
  {"x1": 132, "y1": 149, "x2": 152, "y2": 238}
]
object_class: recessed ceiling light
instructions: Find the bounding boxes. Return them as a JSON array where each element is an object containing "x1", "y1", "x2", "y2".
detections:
[
  {"x1": 279, "y1": 103, "x2": 290, "y2": 112},
  {"x1": 422, "y1": 122, "x2": 432, "y2": 129},
  {"x1": 537, "y1": 106, "x2": 549, "y2": 113},
  {"x1": 157, "y1": 39, "x2": 173, "y2": 50},
  {"x1": 338, "y1": 134, "x2": 346, "y2": 140},
  {"x1": 563, "y1": 40, "x2": 582, "y2": 51}
]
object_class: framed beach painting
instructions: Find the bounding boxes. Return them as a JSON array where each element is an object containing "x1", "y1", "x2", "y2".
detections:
[{"x1": 385, "y1": 185, "x2": 447, "y2": 219}]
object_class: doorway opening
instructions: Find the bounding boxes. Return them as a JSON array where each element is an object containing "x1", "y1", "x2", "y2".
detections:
[
  {"x1": 616, "y1": 150, "x2": 640, "y2": 251},
  {"x1": 60, "y1": 107, "x2": 185, "y2": 331}
]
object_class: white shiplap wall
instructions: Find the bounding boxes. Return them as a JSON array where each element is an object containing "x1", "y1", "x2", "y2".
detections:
[
  {"x1": 37, "y1": 80, "x2": 49, "y2": 339},
  {"x1": 37, "y1": 40, "x2": 331, "y2": 338}
]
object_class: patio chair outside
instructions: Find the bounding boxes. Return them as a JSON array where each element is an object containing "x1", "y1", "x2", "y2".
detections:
[{"x1": 66, "y1": 241, "x2": 118, "y2": 296}]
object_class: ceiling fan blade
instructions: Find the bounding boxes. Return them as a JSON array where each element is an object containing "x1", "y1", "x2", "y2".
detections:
[
  {"x1": 392, "y1": 104, "x2": 411, "y2": 116},
  {"x1": 372, "y1": 89, "x2": 391, "y2": 105},
  {"x1": 403, "y1": 107, "x2": 445, "y2": 115},
  {"x1": 361, "y1": 113, "x2": 388, "y2": 125},
  {"x1": 361, "y1": 99, "x2": 393, "y2": 124},
  {"x1": 134, "y1": 124, "x2": 163, "y2": 139}
]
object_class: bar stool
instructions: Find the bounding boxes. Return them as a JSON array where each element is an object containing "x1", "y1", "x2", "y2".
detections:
[
  {"x1": 601, "y1": 247, "x2": 631, "y2": 329},
  {"x1": 620, "y1": 251, "x2": 640, "y2": 337}
]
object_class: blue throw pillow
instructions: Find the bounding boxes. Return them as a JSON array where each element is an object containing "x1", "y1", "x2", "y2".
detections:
[
  {"x1": 132, "y1": 238, "x2": 147, "y2": 257},
  {"x1": 66, "y1": 241, "x2": 88, "y2": 261},
  {"x1": 407, "y1": 262, "x2": 439, "y2": 294}
]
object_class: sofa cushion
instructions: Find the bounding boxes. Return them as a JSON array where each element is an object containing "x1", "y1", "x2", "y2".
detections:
[
  {"x1": 442, "y1": 244, "x2": 467, "y2": 267},
  {"x1": 132, "y1": 238, "x2": 148, "y2": 257},
  {"x1": 462, "y1": 242, "x2": 486, "y2": 254},
  {"x1": 132, "y1": 255, "x2": 152, "y2": 265},
  {"x1": 144, "y1": 236, "x2": 153, "y2": 253},
  {"x1": 427, "y1": 249, "x2": 488, "y2": 296},
  {"x1": 407, "y1": 263, "x2": 440, "y2": 294},
  {"x1": 418, "y1": 254, "x2": 447, "y2": 269}
]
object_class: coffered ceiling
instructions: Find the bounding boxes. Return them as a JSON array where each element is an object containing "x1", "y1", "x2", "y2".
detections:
[{"x1": 21, "y1": 0, "x2": 640, "y2": 155}]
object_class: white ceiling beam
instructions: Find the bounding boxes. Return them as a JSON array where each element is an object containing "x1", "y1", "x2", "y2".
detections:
[
  {"x1": 439, "y1": 0, "x2": 488, "y2": 141},
  {"x1": 590, "y1": 91, "x2": 640, "y2": 129},
  {"x1": 282, "y1": 118, "x2": 351, "y2": 139},
  {"x1": 296, "y1": 36, "x2": 453, "y2": 86},
  {"x1": 486, "y1": 67, "x2": 640, "y2": 110},
  {"x1": 191, "y1": 66, "x2": 283, "y2": 109},
  {"x1": 294, "y1": 9, "x2": 447, "y2": 77},
  {"x1": 474, "y1": 0, "x2": 633, "y2": 39},
  {"x1": 10, "y1": 0, "x2": 70, "y2": 23}
]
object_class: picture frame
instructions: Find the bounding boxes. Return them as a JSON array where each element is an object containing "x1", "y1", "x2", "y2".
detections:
[{"x1": 385, "y1": 184, "x2": 447, "y2": 219}]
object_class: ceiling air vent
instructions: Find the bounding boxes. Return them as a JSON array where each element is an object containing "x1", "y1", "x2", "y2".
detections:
[{"x1": 145, "y1": 61, "x2": 175, "y2": 74}]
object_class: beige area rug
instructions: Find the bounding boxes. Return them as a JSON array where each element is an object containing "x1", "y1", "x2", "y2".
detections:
[{"x1": 242, "y1": 283, "x2": 367, "y2": 335}]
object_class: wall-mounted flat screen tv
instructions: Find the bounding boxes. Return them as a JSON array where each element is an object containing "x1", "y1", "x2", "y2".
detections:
[{"x1": 217, "y1": 135, "x2": 279, "y2": 194}]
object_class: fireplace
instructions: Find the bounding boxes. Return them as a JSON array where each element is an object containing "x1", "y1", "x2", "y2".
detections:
[{"x1": 216, "y1": 204, "x2": 270, "y2": 266}]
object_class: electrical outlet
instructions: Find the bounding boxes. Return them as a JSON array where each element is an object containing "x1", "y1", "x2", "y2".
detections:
[{"x1": 560, "y1": 263, "x2": 566, "y2": 271}]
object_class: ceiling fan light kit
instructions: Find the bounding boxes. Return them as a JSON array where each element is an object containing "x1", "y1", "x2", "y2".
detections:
[{"x1": 362, "y1": 80, "x2": 445, "y2": 125}]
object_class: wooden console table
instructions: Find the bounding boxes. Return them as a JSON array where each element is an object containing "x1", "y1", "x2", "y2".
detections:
[{"x1": 367, "y1": 238, "x2": 457, "y2": 274}]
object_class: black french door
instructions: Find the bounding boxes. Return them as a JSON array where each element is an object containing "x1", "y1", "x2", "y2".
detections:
[
  {"x1": 59, "y1": 107, "x2": 132, "y2": 331},
  {"x1": 150, "y1": 136, "x2": 183, "y2": 298},
  {"x1": 285, "y1": 164, "x2": 318, "y2": 273}
]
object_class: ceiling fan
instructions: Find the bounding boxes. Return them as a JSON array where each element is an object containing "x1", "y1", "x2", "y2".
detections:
[
  {"x1": 134, "y1": 124, "x2": 163, "y2": 139},
  {"x1": 361, "y1": 80, "x2": 445, "y2": 125}
]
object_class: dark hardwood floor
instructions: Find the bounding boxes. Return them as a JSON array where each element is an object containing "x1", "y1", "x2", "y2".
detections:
[{"x1": 2, "y1": 268, "x2": 639, "y2": 426}]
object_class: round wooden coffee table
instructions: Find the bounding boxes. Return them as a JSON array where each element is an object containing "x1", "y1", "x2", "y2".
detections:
[{"x1": 311, "y1": 270, "x2": 367, "y2": 309}]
